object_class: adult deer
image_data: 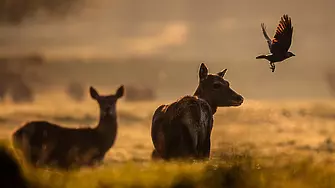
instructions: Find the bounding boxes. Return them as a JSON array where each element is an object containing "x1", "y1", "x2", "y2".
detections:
[
  {"x1": 12, "y1": 85, "x2": 124, "y2": 170},
  {"x1": 151, "y1": 63, "x2": 243, "y2": 160}
]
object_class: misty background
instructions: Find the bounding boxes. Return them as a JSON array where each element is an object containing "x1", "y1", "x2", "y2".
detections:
[{"x1": 1, "y1": 0, "x2": 335, "y2": 100}]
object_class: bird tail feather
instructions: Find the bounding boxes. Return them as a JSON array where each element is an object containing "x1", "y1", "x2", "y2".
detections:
[{"x1": 256, "y1": 55, "x2": 267, "y2": 59}]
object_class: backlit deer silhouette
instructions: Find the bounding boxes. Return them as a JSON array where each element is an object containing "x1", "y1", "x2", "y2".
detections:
[
  {"x1": 151, "y1": 63, "x2": 244, "y2": 160},
  {"x1": 12, "y1": 85, "x2": 124, "y2": 170}
]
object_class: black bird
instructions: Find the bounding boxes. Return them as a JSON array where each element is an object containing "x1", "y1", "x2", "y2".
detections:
[{"x1": 256, "y1": 14, "x2": 295, "y2": 72}]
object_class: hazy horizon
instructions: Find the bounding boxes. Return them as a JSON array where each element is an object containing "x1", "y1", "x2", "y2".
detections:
[
  {"x1": 0, "y1": 0, "x2": 334, "y2": 61},
  {"x1": 1, "y1": 0, "x2": 335, "y2": 100}
]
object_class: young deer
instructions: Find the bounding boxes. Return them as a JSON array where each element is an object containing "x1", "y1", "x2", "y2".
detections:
[
  {"x1": 151, "y1": 63, "x2": 244, "y2": 160},
  {"x1": 12, "y1": 85, "x2": 124, "y2": 170}
]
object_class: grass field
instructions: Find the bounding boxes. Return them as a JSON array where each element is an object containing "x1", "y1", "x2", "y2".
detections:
[{"x1": 2, "y1": 92, "x2": 335, "y2": 188}]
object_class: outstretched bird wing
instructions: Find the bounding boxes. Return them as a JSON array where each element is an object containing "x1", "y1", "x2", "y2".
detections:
[
  {"x1": 270, "y1": 14, "x2": 293, "y2": 54},
  {"x1": 261, "y1": 23, "x2": 272, "y2": 50}
]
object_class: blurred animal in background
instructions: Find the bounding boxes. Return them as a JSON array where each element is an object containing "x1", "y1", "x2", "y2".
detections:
[
  {"x1": 125, "y1": 84, "x2": 156, "y2": 102},
  {"x1": 66, "y1": 81, "x2": 85, "y2": 102},
  {"x1": 151, "y1": 63, "x2": 244, "y2": 160},
  {"x1": 256, "y1": 14, "x2": 295, "y2": 72},
  {"x1": 12, "y1": 85, "x2": 124, "y2": 170},
  {"x1": 9, "y1": 78, "x2": 34, "y2": 103}
]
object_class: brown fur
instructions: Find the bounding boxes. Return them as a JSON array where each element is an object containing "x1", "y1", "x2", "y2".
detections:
[
  {"x1": 151, "y1": 63, "x2": 244, "y2": 160},
  {"x1": 12, "y1": 85, "x2": 124, "y2": 170}
]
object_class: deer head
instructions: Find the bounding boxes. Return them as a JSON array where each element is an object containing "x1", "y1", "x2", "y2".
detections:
[
  {"x1": 89, "y1": 85, "x2": 124, "y2": 116},
  {"x1": 194, "y1": 63, "x2": 244, "y2": 108}
]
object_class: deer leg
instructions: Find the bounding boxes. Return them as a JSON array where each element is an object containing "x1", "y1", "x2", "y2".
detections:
[
  {"x1": 199, "y1": 135, "x2": 211, "y2": 159},
  {"x1": 151, "y1": 149, "x2": 162, "y2": 160}
]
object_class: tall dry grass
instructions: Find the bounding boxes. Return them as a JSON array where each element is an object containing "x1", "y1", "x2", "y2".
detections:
[{"x1": 1, "y1": 93, "x2": 335, "y2": 187}]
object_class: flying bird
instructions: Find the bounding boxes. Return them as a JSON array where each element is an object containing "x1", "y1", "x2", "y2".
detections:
[{"x1": 256, "y1": 14, "x2": 295, "y2": 72}]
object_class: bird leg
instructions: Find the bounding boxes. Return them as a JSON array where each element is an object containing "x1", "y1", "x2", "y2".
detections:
[{"x1": 269, "y1": 62, "x2": 275, "y2": 72}]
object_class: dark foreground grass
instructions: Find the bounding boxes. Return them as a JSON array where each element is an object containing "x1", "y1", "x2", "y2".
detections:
[{"x1": 2, "y1": 140, "x2": 335, "y2": 188}]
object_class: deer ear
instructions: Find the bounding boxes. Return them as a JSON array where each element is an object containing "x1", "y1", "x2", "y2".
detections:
[
  {"x1": 199, "y1": 63, "x2": 208, "y2": 81},
  {"x1": 115, "y1": 85, "x2": 124, "y2": 98},
  {"x1": 217, "y1": 69, "x2": 227, "y2": 77},
  {"x1": 89, "y1": 86, "x2": 99, "y2": 100}
]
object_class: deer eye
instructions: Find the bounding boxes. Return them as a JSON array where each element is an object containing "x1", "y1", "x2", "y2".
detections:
[{"x1": 213, "y1": 83, "x2": 222, "y2": 89}]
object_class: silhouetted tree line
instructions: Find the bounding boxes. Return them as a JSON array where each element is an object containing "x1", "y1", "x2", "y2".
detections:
[
  {"x1": 0, "y1": 0, "x2": 84, "y2": 24},
  {"x1": 0, "y1": 55, "x2": 44, "y2": 103},
  {"x1": 66, "y1": 81, "x2": 85, "y2": 102},
  {"x1": 326, "y1": 70, "x2": 335, "y2": 97},
  {"x1": 125, "y1": 84, "x2": 156, "y2": 102}
]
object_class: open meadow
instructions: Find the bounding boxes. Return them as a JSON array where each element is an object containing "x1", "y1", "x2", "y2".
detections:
[
  {"x1": 1, "y1": 0, "x2": 334, "y2": 187},
  {"x1": 2, "y1": 91, "x2": 335, "y2": 187}
]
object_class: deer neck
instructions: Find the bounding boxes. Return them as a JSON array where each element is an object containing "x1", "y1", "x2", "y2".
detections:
[
  {"x1": 95, "y1": 112, "x2": 118, "y2": 147},
  {"x1": 193, "y1": 88, "x2": 217, "y2": 115}
]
